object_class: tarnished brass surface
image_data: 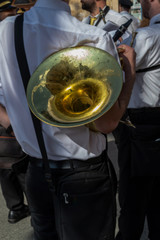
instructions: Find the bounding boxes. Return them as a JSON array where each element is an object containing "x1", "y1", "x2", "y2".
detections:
[{"x1": 27, "y1": 46, "x2": 123, "y2": 128}]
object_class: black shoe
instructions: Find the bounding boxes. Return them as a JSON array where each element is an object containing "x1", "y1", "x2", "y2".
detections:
[{"x1": 8, "y1": 205, "x2": 30, "y2": 224}]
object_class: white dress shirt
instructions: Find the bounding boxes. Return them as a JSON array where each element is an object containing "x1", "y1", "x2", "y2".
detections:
[
  {"x1": 122, "y1": 14, "x2": 160, "y2": 108},
  {"x1": 0, "y1": 0, "x2": 119, "y2": 160},
  {"x1": 82, "y1": 7, "x2": 132, "y2": 33}
]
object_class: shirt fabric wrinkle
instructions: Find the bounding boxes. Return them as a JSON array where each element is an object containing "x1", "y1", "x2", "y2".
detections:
[{"x1": 122, "y1": 14, "x2": 160, "y2": 108}]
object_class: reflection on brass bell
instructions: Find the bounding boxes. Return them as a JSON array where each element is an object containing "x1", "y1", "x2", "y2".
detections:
[{"x1": 27, "y1": 46, "x2": 123, "y2": 128}]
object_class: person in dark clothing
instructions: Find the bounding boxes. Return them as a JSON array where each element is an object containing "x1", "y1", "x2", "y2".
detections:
[
  {"x1": 0, "y1": 0, "x2": 30, "y2": 224},
  {"x1": 115, "y1": 0, "x2": 160, "y2": 239}
]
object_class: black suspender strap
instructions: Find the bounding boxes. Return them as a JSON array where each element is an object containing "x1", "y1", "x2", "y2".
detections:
[
  {"x1": 136, "y1": 64, "x2": 160, "y2": 73},
  {"x1": 95, "y1": 6, "x2": 110, "y2": 27},
  {"x1": 14, "y1": 14, "x2": 54, "y2": 190},
  {"x1": 14, "y1": 15, "x2": 30, "y2": 90}
]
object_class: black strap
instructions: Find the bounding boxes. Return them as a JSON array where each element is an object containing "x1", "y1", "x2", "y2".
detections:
[
  {"x1": 136, "y1": 64, "x2": 160, "y2": 73},
  {"x1": 14, "y1": 15, "x2": 54, "y2": 190},
  {"x1": 95, "y1": 6, "x2": 110, "y2": 27}
]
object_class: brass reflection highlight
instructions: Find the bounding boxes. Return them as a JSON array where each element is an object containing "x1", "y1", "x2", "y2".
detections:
[{"x1": 46, "y1": 59, "x2": 111, "y2": 123}]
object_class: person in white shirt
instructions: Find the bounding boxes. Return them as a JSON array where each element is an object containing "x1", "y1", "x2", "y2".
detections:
[
  {"x1": 81, "y1": 0, "x2": 133, "y2": 34},
  {"x1": 0, "y1": 0, "x2": 135, "y2": 239},
  {"x1": 0, "y1": 0, "x2": 30, "y2": 224},
  {"x1": 119, "y1": 0, "x2": 140, "y2": 32},
  {"x1": 115, "y1": 0, "x2": 160, "y2": 239}
]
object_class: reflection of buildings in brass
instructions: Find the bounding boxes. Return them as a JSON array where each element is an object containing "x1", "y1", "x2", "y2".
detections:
[{"x1": 45, "y1": 59, "x2": 105, "y2": 95}]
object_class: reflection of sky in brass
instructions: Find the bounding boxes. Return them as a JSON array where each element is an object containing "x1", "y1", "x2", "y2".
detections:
[{"x1": 64, "y1": 48, "x2": 89, "y2": 60}]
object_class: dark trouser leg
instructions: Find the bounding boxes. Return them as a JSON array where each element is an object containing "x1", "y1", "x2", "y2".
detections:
[
  {"x1": 115, "y1": 124, "x2": 145, "y2": 240},
  {"x1": 0, "y1": 169, "x2": 25, "y2": 211},
  {"x1": 116, "y1": 177, "x2": 153, "y2": 240},
  {"x1": 26, "y1": 164, "x2": 59, "y2": 240},
  {"x1": 147, "y1": 177, "x2": 160, "y2": 240},
  {"x1": 16, "y1": 171, "x2": 29, "y2": 202}
]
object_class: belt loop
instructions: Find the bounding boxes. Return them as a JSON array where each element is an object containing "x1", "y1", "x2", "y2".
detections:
[{"x1": 69, "y1": 159, "x2": 75, "y2": 169}]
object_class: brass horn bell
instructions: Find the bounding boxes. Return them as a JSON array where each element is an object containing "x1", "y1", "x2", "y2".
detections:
[{"x1": 27, "y1": 46, "x2": 123, "y2": 128}]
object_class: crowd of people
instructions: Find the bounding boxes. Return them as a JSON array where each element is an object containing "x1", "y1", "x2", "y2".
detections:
[{"x1": 0, "y1": 0, "x2": 159, "y2": 240}]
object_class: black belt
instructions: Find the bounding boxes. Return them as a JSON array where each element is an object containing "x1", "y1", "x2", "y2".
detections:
[
  {"x1": 127, "y1": 107, "x2": 160, "y2": 125},
  {"x1": 29, "y1": 151, "x2": 106, "y2": 169}
]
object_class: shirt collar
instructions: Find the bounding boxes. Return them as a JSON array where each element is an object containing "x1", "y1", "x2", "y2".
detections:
[
  {"x1": 34, "y1": 0, "x2": 71, "y2": 13},
  {"x1": 120, "y1": 11, "x2": 128, "y2": 14},
  {"x1": 149, "y1": 14, "x2": 160, "y2": 25},
  {"x1": 90, "y1": 5, "x2": 107, "y2": 18}
]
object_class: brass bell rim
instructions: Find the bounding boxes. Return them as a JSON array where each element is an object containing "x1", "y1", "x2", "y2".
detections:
[{"x1": 27, "y1": 46, "x2": 123, "y2": 128}]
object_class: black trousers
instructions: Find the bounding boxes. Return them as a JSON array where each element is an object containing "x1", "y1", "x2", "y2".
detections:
[
  {"x1": 26, "y1": 154, "x2": 117, "y2": 240},
  {"x1": 115, "y1": 108, "x2": 160, "y2": 240},
  {"x1": 0, "y1": 169, "x2": 26, "y2": 211},
  {"x1": 116, "y1": 176, "x2": 160, "y2": 240}
]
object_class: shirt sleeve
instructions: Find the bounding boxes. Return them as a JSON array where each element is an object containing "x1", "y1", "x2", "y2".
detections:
[
  {"x1": 133, "y1": 32, "x2": 153, "y2": 69},
  {"x1": 121, "y1": 29, "x2": 153, "y2": 70}
]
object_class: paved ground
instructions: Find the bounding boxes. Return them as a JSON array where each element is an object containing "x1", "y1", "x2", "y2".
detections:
[
  {"x1": 0, "y1": 134, "x2": 149, "y2": 240},
  {"x1": 107, "y1": 135, "x2": 149, "y2": 240},
  {"x1": 0, "y1": 194, "x2": 33, "y2": 240}
]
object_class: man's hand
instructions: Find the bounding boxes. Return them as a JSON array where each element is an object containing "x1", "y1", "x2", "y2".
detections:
[
  {"x1": 118, "y1": 44, "x2": 136, "y2": 77},
  {"x1": 117, "y1": 44, "x2": 136, "y2": 104}
]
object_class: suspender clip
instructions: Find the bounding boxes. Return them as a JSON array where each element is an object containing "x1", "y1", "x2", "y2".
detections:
[{"x1": 99, "y1": 7, "x2": 106, "y2": 24}]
